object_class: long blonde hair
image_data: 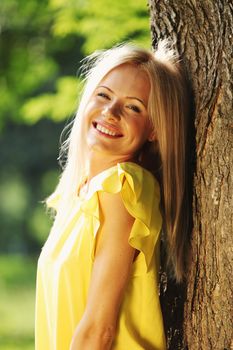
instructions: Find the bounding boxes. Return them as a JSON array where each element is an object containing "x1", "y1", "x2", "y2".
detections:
[{"x1": 48, "y1": 41, "x2": 190, "y2": 282}]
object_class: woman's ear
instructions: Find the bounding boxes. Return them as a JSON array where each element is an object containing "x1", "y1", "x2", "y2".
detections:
[{"x1": 147, "y1": 130, "x2": 156, "y2": 142}]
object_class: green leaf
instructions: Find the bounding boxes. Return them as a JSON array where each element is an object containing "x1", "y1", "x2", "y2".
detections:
[{"x1": 21, "y1": 76, "x2": 81, "y2": 123}]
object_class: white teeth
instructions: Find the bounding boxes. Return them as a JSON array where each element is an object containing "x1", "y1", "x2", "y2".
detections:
[{"x1": 96, "y1": 123, "x2": 119, "y2": 136}]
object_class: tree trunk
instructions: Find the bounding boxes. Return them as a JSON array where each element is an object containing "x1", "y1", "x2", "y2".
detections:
[{"x1": 149, "y1": 1, "x2": 233, "y2": 349}]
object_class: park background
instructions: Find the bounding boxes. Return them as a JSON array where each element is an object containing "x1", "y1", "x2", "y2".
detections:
[{"x1": 0, "y1": 0, "x2": 151, "y2": 348}]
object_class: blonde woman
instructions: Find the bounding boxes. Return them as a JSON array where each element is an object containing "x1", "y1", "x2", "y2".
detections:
[{"x1": 35, "y1": 41, "x2": 190, "y2": 350}]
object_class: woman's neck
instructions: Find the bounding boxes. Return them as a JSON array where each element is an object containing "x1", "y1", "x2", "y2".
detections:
[{"x1": 86, "y1": 151, "x2": 137, "y2": 182}]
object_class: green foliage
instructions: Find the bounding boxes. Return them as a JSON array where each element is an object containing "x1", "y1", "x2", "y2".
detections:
[
  {"x1": 21, "y1": 76, "x2": 80, "y2": 123},
  {"x1": 0, "y1": 175, "x2": 29, "y2": 221},
  {"x1": 51, "y1": 0, "x2": 150, "y2": 53},
  {"x1": 0, "y1": 0, "x2": 150, "y2": 127},
  {"x1": 0, "y1": 255, "x2": 36, "y2": 349},
  {"x1": 0, "y1": 120, "x2": 62, "y2": 253},
  {"x1": 0, "y1": 255, "x2": 36, "y2": 288},
  {"x1": 0, "y1": 0, "x2": 58, "y2": 126}
]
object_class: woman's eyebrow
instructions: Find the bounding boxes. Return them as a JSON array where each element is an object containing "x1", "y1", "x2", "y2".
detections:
[
  {"x1": 97, "y1": 85, "x2": 146, "y2": 107},
  {"x1": 126, "y1": 96, "x2": 146, "y2": 108}
]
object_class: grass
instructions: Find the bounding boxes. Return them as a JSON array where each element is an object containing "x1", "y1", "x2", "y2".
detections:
[{"x1": 0, "y1": 254, "x2": 37, "y2": 350}]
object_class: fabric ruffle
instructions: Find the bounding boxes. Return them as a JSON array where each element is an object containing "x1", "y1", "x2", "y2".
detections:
[{"x1": 79, "y1": 162, "x2": 162, "y2": 275}]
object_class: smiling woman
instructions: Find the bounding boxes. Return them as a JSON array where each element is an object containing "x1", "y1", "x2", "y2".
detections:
[{"x1": 35, "y1": 41, "x2": 190, "y2": 350}]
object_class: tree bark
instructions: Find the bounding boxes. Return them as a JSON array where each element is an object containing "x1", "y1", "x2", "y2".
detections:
[{"x1": 149, "y1": 1, "x2": 233, "y2": 349}]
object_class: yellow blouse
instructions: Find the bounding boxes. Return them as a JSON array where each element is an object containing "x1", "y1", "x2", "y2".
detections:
[{"x1": 35, "y1": 162, "x2": 166, "y2": 349}]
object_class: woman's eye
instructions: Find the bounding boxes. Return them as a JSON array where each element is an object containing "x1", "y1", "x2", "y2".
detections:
[
  {"x1": 97, "y1": 92, "x2": 111, "y2": 100},
  {"x1": 127, "y1": 105, "x2": 141, "y2": 113}
]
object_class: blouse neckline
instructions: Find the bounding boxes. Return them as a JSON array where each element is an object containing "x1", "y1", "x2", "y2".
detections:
[{"x1": 76, "y1": 161, "x2": 146, "y2": 200}]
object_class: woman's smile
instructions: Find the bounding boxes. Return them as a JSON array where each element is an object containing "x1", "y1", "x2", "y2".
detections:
[{"x1": 92, "y1": 120, "x2": 123, "y2": 138}]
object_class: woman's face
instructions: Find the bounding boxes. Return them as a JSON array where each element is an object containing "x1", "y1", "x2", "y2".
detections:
[{"x1": 83, "y1": 63, "x2": 153, "y2": 162}]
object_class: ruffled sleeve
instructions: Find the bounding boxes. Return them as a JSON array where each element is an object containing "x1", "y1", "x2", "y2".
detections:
[{"x1": 81, "y1": 162, "x2": 162, "y2": 275}]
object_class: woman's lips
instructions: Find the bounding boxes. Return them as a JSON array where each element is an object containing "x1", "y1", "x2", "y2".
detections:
[{"x1": 92, "y1": 121, "x2": 123, "y2": 137}]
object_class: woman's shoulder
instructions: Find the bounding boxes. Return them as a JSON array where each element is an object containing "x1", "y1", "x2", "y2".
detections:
[
  {"x1": 92, "y1": 161, "x2": 160, "y2": 198},
  {"x1": 117, "y1": 161, "x2": 159, "y2": 190}
]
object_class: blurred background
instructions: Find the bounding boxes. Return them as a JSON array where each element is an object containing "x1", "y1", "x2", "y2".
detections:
[{"x1": 0, "y1": 0, "x2": 150, "y2": 348}]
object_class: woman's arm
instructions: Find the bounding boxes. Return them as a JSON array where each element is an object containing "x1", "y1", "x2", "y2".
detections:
[{"x1": 70, "y1": 190, "x2": 136, "y2": 350}]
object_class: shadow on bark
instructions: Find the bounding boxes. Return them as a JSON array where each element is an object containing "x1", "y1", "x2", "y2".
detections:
[{"x1": 159, "y1": 265, "x2": 187, "y2": 350}]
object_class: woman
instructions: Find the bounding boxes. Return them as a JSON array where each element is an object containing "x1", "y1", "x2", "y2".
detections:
[{"x1": 35, "y1": 41, "x2": 190, "y2": 349}]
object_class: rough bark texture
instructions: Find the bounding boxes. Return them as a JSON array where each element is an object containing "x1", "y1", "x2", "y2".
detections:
[{"x1": 149, "y1": 1, "x2": 233, "y2": 349}]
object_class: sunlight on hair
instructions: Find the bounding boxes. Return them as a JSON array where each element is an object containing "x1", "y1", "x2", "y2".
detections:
[{"x1": 153, "y1": 39, "x2": 180, "y2": 68}]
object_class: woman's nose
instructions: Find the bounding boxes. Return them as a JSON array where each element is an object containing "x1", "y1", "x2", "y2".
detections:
[{"x1": 102, "y1": 102, "x2": 121, "y2": 120}]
